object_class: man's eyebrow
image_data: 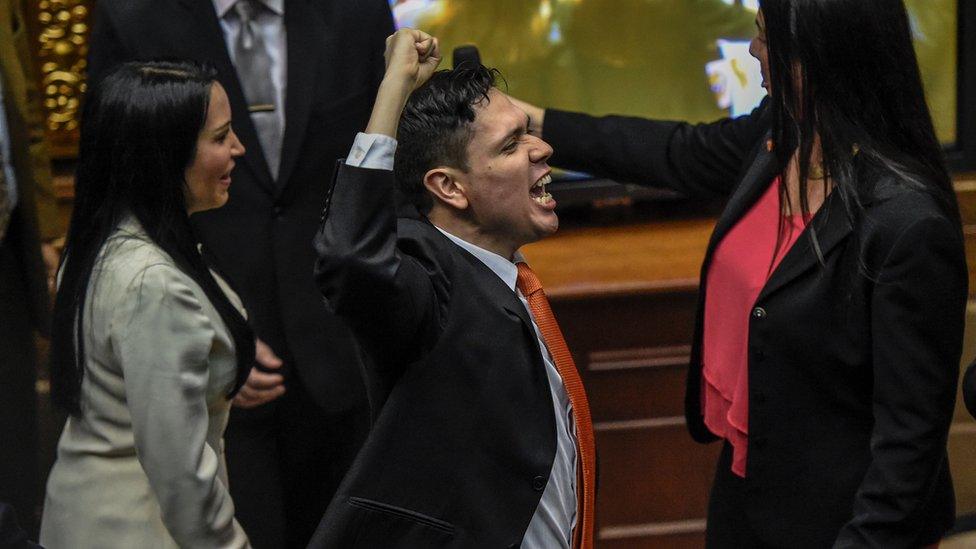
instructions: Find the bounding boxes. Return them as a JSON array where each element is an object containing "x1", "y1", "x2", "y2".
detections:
[{"x1": 494, "y1": 119, "x2": 528, "y2": 149}]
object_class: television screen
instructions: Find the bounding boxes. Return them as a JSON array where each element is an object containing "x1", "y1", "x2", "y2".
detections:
[{"x1": 390, "y1": 0, "x2": 958, "y2": 146}]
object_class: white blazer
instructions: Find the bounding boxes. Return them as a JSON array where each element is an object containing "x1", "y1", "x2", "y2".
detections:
[{"x1": 40, "y1": 216, "x2": 250, "y2": 549}]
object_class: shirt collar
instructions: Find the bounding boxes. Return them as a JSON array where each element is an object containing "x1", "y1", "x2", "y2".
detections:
[
  {"x1": 213, "y1": 0, "x2": 284, "y2": 18},
  {"x1": 434, "y1": 226, "x2": 525, "y2": 292}
]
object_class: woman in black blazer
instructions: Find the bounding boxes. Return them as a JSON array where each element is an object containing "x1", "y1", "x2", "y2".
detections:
[{"x1": 513, "y1": 0, "x2": 966, "y2": 547}]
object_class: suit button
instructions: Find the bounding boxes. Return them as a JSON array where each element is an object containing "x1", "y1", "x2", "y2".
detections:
[
  {"x1": 752, "y1": 307, "x2": 767, "y2": 320},
  {"x1": 752, "y1": 347, "x2": 765, "y2": 361},
  {"x1": 273, "y1": 206, "x2": 283, "y2": 217},
  {"x1": 754, "y1": 436, "x2": 768, "y2": 449},
  {"x1": 532, "y1": 475, "x2": 546, "y2": 492}
]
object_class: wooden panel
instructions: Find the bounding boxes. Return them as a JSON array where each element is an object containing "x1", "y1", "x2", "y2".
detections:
[
  {"x1": 550, "y1": 289, "x2": 700, "y2": 425},
  {"x1": 585, "y1": 350, "x2": 690, "y2": 421},
  {"x1": 949, "y1": 425, "x2": 976, "y2": 515},
  {"x1": 521, "y1": 218, "x2": 712, "y2": 299},
  {"x1": 964, "y1": 228, "x2": 976, "y2": 300},
  {"x1": 954, "y1": 176, "x2": 976, "y2": 225},
  {"x1": 956, "y1": 176, "x2": 976, "y2": 298},
  {"x1": 950, "y1": 302, "x2": 976, "y2": 516},
  {"x1": 552, "y1": 292, "x2": 699, "y2": 357},
  {"x1": 599, "y1": 530, "x2": 706, "y2": 549},
  {"x1": 595, "y1": 422, "x2": 719, "y2": 527}
]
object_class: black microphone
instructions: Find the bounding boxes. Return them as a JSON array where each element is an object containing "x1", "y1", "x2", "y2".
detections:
[{"x1": 452, "y1": 45, "x2": 481, "y2": 69}]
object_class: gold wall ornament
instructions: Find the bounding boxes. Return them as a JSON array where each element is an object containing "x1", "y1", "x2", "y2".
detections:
[{"x1": 26, "y1": 0, "x2": 91, "y2": 159}]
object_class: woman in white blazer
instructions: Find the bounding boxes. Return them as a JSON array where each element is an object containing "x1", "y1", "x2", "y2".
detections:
[{"x1": 40, "y1": 61, "x2": 256, "y2": 548}]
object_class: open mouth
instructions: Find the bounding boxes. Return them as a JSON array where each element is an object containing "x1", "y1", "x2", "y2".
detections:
[{"x1": 530, "y1": 173, "x2": 553, "y2": 204}]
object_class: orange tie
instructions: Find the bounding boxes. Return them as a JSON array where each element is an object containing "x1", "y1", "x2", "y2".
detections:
[{"x1": 516, "y1": 262, "x2": 596, "y2": 549}]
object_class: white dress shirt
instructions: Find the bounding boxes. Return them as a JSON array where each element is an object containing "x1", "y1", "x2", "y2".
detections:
[
  {"x1": 344, "y1": 133, "x2": 578, "y2": 548},
  {"x1": 212, "y1": 0, "x2": 287, "y2": 138}
]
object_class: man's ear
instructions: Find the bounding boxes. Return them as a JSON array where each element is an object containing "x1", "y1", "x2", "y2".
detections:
[{"x1": 423, "y1": 168, "x2": 469, "y2": 210}]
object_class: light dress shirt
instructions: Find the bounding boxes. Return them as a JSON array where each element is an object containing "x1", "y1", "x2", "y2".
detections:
[
  {"x1": 344, "y1": 132, "x2": 579, "y2": 548},
  {"x1": 212, "y1": 0, "x2": 287, "y2": 139}
]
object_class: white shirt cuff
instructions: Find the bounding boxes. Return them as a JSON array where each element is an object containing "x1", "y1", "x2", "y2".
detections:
[{"x1": 345, "y1": 132, "x2": 397, "y2": 170}]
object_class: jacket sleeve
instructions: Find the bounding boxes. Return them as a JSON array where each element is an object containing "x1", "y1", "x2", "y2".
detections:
[
  {"x1": 313, "y1": 163, "x2": 441, "y2": 372},
  {"x1": 834, "y1": 215, "x2": 967, "y2": 548},
  {"x1": 543, "y1": 98, "x2": 769, "y2": 199},
  {"x1": 111, "y1": 264, "x2": 249, "y2": 549}
]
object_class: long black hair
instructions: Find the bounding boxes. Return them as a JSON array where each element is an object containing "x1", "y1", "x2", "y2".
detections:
[
  {"x1": 50, "y1": 61, "x2": 255, "y2": 415},
  {"x1": 760, "y1": 0, "x2": 958, "y2": 249}
]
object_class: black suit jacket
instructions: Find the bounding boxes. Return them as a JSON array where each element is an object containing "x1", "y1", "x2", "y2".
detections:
[
  {"x1": 86, "y1": 0, "x2": 394, "y2": 412},
  {"x1": 544, "y1": 103, "x2": 967, "y2": 548},
  {"x1": 0, "y1": 502, "x2": 40, "y2": 549},
  {"x1": 310, "y1": 164, "x2": 558, "y2": 548}
]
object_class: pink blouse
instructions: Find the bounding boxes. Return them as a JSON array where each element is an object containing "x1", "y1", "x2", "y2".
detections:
[{"x1": 701, "y1": 177, "x2": 809, "y2": 477}]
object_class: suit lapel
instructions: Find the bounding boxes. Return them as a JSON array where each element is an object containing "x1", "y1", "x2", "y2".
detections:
[
  {"x1": 275, "y1": 0, "x2": 325, "y2": 192},
  {"x1": 757, "y1": 189, "x2": 853, "y2": 301},
  {"x1": 446, "y1": 238, "x2": 536, "y2": 336},
  {"x1": 502, "y1": 290, "x2": 535, "y2": 339},
  {"x1": 175, "y1": 0, "x2": 276, "y2": 193}
]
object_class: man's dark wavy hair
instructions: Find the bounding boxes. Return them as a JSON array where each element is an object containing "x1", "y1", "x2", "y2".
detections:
[{"x1": 394, "y1": 64, "x2": 500, "y2": 213}]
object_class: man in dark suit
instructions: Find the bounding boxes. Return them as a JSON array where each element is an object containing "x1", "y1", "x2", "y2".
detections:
[
  {"x1": 311, "y1": 29, "x2": 596, "y2": 548},
  {"x1": 86, "y1": 1, "x2": 394, "y2": 546},
  {"x1": 0, "y1": 0, "x2": 62, "y2": 535}
]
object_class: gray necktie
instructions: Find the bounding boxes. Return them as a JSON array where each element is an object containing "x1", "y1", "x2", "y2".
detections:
[
  {"x1": 233, "y1": 0, "x2": 282, "y2": 179},
  {"x1": 0, "y1": 150, "x2": 10, "y2": 243}
]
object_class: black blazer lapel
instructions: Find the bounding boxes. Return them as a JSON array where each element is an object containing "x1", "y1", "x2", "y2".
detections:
[
  {"x1": 275, "y1": 0, "x2": 326, "y2": 193},
  {"x1": 175, "y1": 0, "x2": 276, "y2": 193},
  {"x1": 447, "y1": 242, "x2": 537, "y2": 343},
  {"x1": 758, "y1": 189, "x2": 854, "y2": 301},
  {"x1": 501, "y1": 291, "x2": 536, "y2": 343}
]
